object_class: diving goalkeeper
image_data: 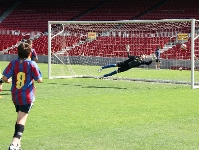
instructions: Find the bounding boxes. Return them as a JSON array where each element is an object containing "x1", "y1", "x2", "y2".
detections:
[{"x1": 98, "y1": 45, "x2": 153, "y2": 77}]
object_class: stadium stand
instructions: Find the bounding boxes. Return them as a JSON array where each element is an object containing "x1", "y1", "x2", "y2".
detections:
[
  {"x1": 76, "y1": 0, "x2": 164, "y2": 21},
  {"x1": 0, "y1": 0, "x2": 198, "y2": 58},
  {"x1": 138, "y1": 0, "x2": 199, "y2": 20},
  {"x1": 0, "y1": 0, "x2": 13, "y2": 15}
]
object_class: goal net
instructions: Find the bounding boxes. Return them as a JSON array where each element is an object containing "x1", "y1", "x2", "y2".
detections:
[{"x1": 48, "y1": 19, "x2": 199, "y2": 89}]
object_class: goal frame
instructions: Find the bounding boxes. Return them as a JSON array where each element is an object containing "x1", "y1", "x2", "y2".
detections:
[{"x1": 48, "y1": 19, "x2": 198, "y2": 89}]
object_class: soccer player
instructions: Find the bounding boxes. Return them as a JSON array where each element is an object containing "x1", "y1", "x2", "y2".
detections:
[
  {"x1": 0, "y1": 39, "x2": 38, "y2": 93},
  {"x1": 98, "y1": 45, "x2": 153, "y2": 77},
  {"x1": 2, "y1": 42, "x2": 42, "y2": 150},
  {"x1": 155, "y1": 46, "x2": 161, "y2": 69},
  {"x1": 25, "y1": 39, "x2": 38, "y2": 62}
]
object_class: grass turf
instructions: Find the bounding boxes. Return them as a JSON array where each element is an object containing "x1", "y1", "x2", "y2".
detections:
[{"x1": 0, "y1": 61, "x2": 199, "y2": 150}]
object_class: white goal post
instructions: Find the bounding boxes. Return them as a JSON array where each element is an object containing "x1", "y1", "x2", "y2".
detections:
[{"x1": 48, "y1": 19, "x2": 199, "y2": 89}]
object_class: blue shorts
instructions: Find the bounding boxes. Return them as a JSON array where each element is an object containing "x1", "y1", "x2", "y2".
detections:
[{"x1": 15, "y1": 103, "x2": 33, "y2": 113}]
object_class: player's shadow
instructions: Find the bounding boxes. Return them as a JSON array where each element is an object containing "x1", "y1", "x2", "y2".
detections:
[
  {"x1": 1, "y1": 89, "x2": 10, "y2": 91},
  {"x1": 82, "y1": 85, "x2": 127, "y2": 90},
  {"x1": 48, "y1": 83, "x2": 57, "y2": 84},
  {"x1": 0, "y1": 93, "x2": 10, "y2": 95},
  {"x1": 48, "y1": 83, "x2": 70, "y2": 86},
  {"x1": 61, "y1": 83, "x2": 70, "y2": 86},
  {"x1": 57, "y1": 83, "x2": 127, "y2": 89}
]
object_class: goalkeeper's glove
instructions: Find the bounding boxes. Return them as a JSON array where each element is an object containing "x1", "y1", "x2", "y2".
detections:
[
  {"x1": 152, "y1": 54, "x2": 157, "y2": 60},
  {"x1": 145, "y1": 60, "x2": 152, "y2": 65}
]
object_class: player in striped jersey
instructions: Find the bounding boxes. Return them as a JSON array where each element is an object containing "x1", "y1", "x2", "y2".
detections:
[
  {"x1": 0, "y1": 40, "x2": 37, "y2": 93},
  {"x1": 25, "y1": 39, "x2": 38, "y2": 62},
  {"x1": 2, "y1": 42, "x2": 42, "y2": 150}
]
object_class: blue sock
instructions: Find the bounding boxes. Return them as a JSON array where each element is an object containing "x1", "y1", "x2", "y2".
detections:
[
  {"x1": 102, "y1": 64, "x2": 116, "y2": 69},
  {"x1": 103, "y1": 70, "x2": 117, "y2": 77}
]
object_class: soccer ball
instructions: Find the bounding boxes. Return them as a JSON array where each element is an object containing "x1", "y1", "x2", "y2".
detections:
[{"x1": 181, "y1": 44, "x2": 187, "y2": 50}]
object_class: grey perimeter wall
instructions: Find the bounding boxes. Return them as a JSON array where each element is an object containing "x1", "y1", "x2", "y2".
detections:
[
  {"x1": 0, "y1": 54, "x2": 48, "y2": 63},
  {"x1": 0, "y1": 54, "x2": 194, "y2": 70}
]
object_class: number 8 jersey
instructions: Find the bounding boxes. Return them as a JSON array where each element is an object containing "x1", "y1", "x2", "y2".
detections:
[{"x1": 3, "y1": 59, "x2": 42, "y2": 105}]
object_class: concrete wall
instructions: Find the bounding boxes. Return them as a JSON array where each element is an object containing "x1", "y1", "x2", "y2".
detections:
[{"x1": 0, "y1": 54, "x2": 48, "y2": 63}]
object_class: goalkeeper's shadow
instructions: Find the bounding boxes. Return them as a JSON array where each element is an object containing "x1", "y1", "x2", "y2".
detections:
[{"x1": 82, "y1": 85, "x2": 127, "y2": 90}]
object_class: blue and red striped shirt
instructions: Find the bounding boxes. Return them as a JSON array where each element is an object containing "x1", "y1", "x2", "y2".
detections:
[
  {"x1": 3, "y1": 59, "x2": 42, "y2": 105},
  {"x1": 30, "y1": 49, "x2": 38, "y2": 61}
]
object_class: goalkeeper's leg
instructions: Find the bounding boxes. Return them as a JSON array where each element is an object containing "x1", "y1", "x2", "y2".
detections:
[
  {"x1": 103, "y1": 70, "x2": 118, "y2": 77},
  {"x1": 98, "y1": 64, "x2": 117, "y2": 72}
]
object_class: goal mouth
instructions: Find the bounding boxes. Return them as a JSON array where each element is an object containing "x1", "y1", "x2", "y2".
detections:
[{"x1": 48, "y1": 19, "x2": 199, "y2": 89}]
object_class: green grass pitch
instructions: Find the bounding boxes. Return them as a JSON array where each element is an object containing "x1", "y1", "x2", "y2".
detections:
[{"x1": 0, "y1": 61, "x2": 199, "y2": 150}]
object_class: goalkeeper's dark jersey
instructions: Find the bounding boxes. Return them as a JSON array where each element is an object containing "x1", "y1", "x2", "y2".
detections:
[{"x1": 117, "y1": 55, "x2": 146, "y2": 73}]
